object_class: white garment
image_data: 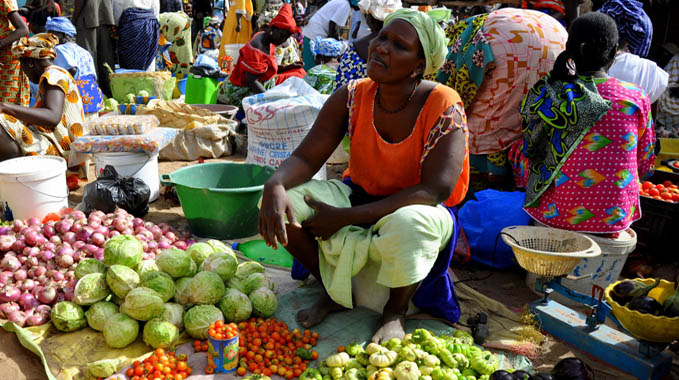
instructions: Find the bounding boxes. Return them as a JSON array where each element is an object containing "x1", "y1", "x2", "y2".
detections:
[
  {"x1": 609, "y1": 52, "x2": 670, "y2": 103},
  {"x1": 302, "y1": 0, "x2": 351, "y2": 40},
  {"x1": 113, "y1": 0, "x2": 161, "y2": 24},
  {"x1": 349, "y1": 10, "x2": 371, "y2": 42}
]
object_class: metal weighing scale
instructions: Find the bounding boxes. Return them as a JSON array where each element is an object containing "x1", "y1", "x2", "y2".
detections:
[{"x1": 500, "y1": 226, "x2": 675, "y2": 380}]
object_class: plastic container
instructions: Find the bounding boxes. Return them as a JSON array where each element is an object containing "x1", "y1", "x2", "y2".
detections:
[
  {"x1": 160, "y1": 163, "x2": 276, "y2": 239},
  {"x1": 232, "y1": 240, "x2": 294, "y2": 267},
  {"x1": 207, "y1": 334, "x2": 239, "y2": 373},
  {"x1": 93, "y1": 152, "x2": 160, "y2": 202},
  {"x1": 0, "y1": 156, "x2": 68, "y2": 221},
  {"x1": 185, "y1": 74, "x2": 219, "y2": 104},
  {"x1": 176, "y1": 78, "x2": 188, "y2": 95}
]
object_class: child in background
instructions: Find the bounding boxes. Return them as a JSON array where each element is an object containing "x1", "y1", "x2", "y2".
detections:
[
  {"x1": 303, "y1": 36, "x2": 345, "y2": 94},
  {"x1": 194, "y1": 16, "x2": 222, "y2": 57}
]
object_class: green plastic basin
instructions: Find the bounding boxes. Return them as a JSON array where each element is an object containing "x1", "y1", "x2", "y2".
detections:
[{"x1": 160, "y1": 163, "x2": 276, "y2": 239}]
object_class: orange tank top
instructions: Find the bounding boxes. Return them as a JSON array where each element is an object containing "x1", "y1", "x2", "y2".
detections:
[{"x1": 344, "y1": 79, "x2": 470, "y2": 207}]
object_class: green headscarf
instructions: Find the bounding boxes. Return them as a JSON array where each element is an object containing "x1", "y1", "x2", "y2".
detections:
[{"x1": 383, "y1": 8, "x2": 448, "y2": 76}]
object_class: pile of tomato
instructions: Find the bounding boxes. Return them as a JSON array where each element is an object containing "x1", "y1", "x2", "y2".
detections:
[
  {"x1": 193, "y1": 339, "x2": 209, "y2": 353},
  {"x1": 124, "y1": 348, "x2": 192, "y2": 380},
  {"x1": 234, "y1": 317, "x2": 319, "y2": 379},
  {"x1": 640, "y1": 180, "x2": 679, "y2": 203},
  {"x1": 209, "y1": 320, "x2": 239, "y2": 340}
]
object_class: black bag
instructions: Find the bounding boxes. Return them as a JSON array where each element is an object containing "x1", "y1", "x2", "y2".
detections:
[{"x1": 82, "y1": 166, "x2": 150, "y2": 217}]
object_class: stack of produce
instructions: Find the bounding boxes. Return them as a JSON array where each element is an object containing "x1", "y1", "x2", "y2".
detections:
[
  {"x1": 0, "y1": 209, "x2": 191, "y2": 327},
  {"x1": 308, "y1": 329, "x2": 498, "y2": 380},
  {"x1": 609, "y1": 277, "x2": 679, "y2": 317},
  {"x1": 123, "y1": 348, "x2": 192, "y2": 380},
  {"x1": 639, "y1": 180, "x2": 679, "y2": 203},
  {"x1": 50, "y1": 236, "x2": 280, "y2": 351}
]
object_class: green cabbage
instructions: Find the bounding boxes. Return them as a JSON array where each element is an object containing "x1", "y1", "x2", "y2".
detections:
[
  {"x1": 206, "y1": 239, "x2": 234, "y2": 255},
  {"x1": 227, "y1": 276, "x2": 248, "y2": 294},
  {"x1": 243, "y1": 272, "x2": 274, "y2": 295},
  {"x1": 218, "y1": 288, "x2": 252, "y2": 322},
  {"x1": 88, "y1": 359, "x2": 120, "y2": 378},
  {"x1": 189, "y1": 271, "x2": 226, "y2": 305},
  {"x1": 136, "y1": 259, "x2": 160, "y2": 277},
  {"x1": 103, "y1": 313, "x2": 139, "y2": 348},
  {"x1": 75, "y1": 258, "x2": 106, "y2": 280},
  {"x1": 104, "y1": 235, "x2": 143, "y2": 268},
  {"x1": 143, "y1": 318, "x2": 179, "y2": 349},
  {"x1": 85, "y1": 301, "x2": 119, "y2": 332},
  {"x1": 161, "y1": 303, "x2": 184, "y2": 329},
  {"x1": 249, "y1": 287, "x2": 278, "y2": 317},
  {"x1": 120, "y1": 287, "x2": 165, "y2": 321},
  {"x1": 236, "y1": 261, "x2": 265, "y2": 279},
  {"x1": 106, "y1": 265, "x2": 140, "y2": 298},
  {"x1": 51, "y1": 301, "x2": 87, "y2": 332},
  {"x1": 174, "y1": 276, "x2": 193, "y2": 306},
  {"x1": 184, "y1": 305, "x2": 224, "y2": 339},
  {"x1": 74, "y1": 273, "x2": 110, "y2": 305},
  {"x1": 200, "y1": 251, "x2": 238, "y2": 281},
  {"x1": 140, "y1": 271, "x2": 176, "y2": 302},
  {"x1": 187, "y1": 242, "x2": 216, "y2": 266},
  {"x1": 156, "y1": 248, "x2": 194, "y2": 278}
]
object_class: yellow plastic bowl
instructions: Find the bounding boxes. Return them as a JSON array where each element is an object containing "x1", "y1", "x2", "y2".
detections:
[{"x1": 604, "y1": 278, "x2": 679, "y2": 343}]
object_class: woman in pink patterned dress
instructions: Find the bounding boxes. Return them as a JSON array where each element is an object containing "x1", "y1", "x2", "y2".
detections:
[{"x1": 515, "y1": 12, "x2": 655, "y2": 234}]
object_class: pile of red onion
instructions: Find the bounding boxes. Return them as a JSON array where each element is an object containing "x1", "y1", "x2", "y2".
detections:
[{"x1": 0, "y1": 208, "x2": 193, "y2": 327}]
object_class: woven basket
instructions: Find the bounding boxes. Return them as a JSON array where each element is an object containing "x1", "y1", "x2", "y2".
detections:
[{"x1": 501, "y1": 226, "x2": 601, "y2": 277}]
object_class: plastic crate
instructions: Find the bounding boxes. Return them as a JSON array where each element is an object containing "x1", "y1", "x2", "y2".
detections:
[{"x1": 632, "y1": 171, "x2": 679, "y2": 255}]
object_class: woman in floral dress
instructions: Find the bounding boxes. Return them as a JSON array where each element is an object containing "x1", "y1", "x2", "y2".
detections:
[{"x1": 0, "y1": 0, "x2": 30, "y2": 106}]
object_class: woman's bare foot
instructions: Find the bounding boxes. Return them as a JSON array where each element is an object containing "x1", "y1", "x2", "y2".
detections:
[
  {"x1": 371, "y1": 310, "x2": 406, "y2": 343},
  {"x1": 296, "y1": 292, "x2": 347, "y2": 328}
]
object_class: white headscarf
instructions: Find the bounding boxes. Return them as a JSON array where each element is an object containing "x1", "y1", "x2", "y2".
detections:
[{"x1": 358, "y1": 0, "x2": 402, "y2": 21}]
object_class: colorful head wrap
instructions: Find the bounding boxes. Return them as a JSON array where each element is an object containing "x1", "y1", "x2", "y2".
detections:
[
  {"x1": 310, "y1": 37, "x2": 346, "y2": 58},
  {"x1": 384, "y1": 8, "x2": 448, "y2": 76},
  {"x1": 45, "y1": 17, "x2": 77, "y2": 37},
  {"x1": 522, "y1": 0, "x2": 565, "y2": 17},
  {"x1": 598, "y1": 0, "x2": 652, "y2": 57},
  {"x1": 11, "y1": 33, "x2": 58, "y2": 60},
  {"x1": 358, "y1": 0, "x2": 402, "y2": 21},
  {"x1": 269, "y1": 4, "x2": 301, "y2": 35}
]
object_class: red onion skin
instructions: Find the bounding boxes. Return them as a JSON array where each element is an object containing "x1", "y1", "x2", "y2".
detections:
[
  {"x1": 62, "y1": 232, "x2": 76, "y2": 245},
  {"x1": 23, "y1": 230, "x2": 40, "y2": 247},
  {"x1": 56, "y1": 255, "x2": 73, "y2": 268},
  {"x1": 26, "y1": 314, "x2": 48, "y2": 326},
  {"x1": 17, "y1": 255, "x2": 27, "y2": 265},
  {"x1": 41, "y1": 250, "x2": 54, "y2": 261},
  {"x1": 173, "y1": 241, "x2": 187, "y2": 250},
  {"x1": 37, "y1": 287, "x2": 56, "y2": 304},
  {"x1": 11, "y1": 239, "x2": 25, "y2": 252},
  {"x1": 73, "y1": 240, "x2": 86, "y2": 250},
  {"x1": 0, "y1": 271, "x2": 12, "y2": 285},
  {"x1": 95, "y1": 226, "x2": 109, "y2": 236},
  {"x1": 27, "y1": 217, "x2": 40, "y2": 227},
  {"x1": 7, "y1": 310, "x2": 26, "y2": 326},
  {"x1": 43, "y1": 241, "x2": 56, "y2": 252},
  {"x1": 56, "y1": 246, "x2": 74, "y2": 258},
  {"x1": 90, "y1": 233, "x2": 105, "y2": 246},
  {"x1": 84, "y1": 244, "x2": 99, "y2": 255},
  {"x1": 0, "y1": 227, "x2": 10, "y2": 236},
  {"x1": 35, "y1": 304, "x2": 51, "y2": 315},
  {"x1": 55, "y1": 221, "x2": 70, "y2": 234},
  {"x1": 108, "y1": 230, "x2": 120, "y2": 238},
  {"x1": 121, "y1": 228, "x2": 133, "y2": 236},
  {"x1": 21, "y1": 279, "x2": 35, "y2": 292},
  {"x1": 12, "y1": 220, "x2": 25, "y2": 233},
  {"x1": 0, "y1": 235, "x2": 15, "y2": 251},
  {"x1": 1, "y1": 255, "x2": 21, "y2": 271},
  {"x1": 69, "y1": 222, "x2": 83, "y2": 234},
  {"x1": 26, "y1": 256, "x2": 38, "y2": 267},
  {"x1": 51, "y1": 271, "x2": 64, "y2": 282},
  {"x1": 157, "y1": 241, "x2": 171, "y2": 250},
  {"x1": 48, "y1": 235, "x2": 61, "y2": 245},
  {"x1": 14, "y1": 269, "x2": 27, "y2": 282},
  {"x1": 19, "y1": 292, "x2": 38, "y2": 310},
  {"x1": 0, "y1": 302, "x2": 19, "y2": 318},
  {"x1": 33, "y1": 266, "x2": 46, "y2": 277},
  {"x1": 0, "y1": 286, "x2": 21, "y2": 302},
  {"x1": 133, "y1": 218, "x2": 144, "y2": 228},
  {"x1": 165, "y1": 231, "x2": 177, "y2": 242}
]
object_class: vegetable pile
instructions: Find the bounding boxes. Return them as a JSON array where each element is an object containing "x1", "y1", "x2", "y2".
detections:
[
  {"x1": 124, "y1": 348, "x2": 192, "y2": 380},
  {"x1": 639, "y1": 180, "x2": 679, "y2": 203},
  {"x1": 50, "y1": 233, "x2": 280, "y2": 350},
  {"x1": 489, "y1": 357, "x2": 593, "y2": 379},
  {"x1": 609, "y1": 276, "x2": 679, "y2": 318},
  {"x1": 0, "y1": 208, "x2": 192, "y2": 327},
  {"x1": 311, "y1": 328, "x2": 498, "y2": 380}
]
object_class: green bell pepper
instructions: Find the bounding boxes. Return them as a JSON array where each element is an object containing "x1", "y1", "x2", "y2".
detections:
[{"x1": 301, "y1": 368, "x2": 323, "y2": 380}]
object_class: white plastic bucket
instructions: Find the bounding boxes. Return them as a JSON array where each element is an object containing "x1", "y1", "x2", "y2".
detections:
[
  {"x1": 93, "y1": 152, "x2": 159, "y2": 202},
  {"x1": 526, "y1": 228, "x2": 637, "y2": 306},
  {"x1": 0, "y1": 156, "x2": 68, "y2": 220}
]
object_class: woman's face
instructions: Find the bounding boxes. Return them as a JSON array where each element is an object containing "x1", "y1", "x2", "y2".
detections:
[
  {"x1": 269, "y1": 27, "x2": 292, "y2": 46},
  {"x1": 19, "y1": 58, "x2": 43, "y2": 84},
  {"x1": 367, "y1": 19, "x2": 424, "y2": 84}
]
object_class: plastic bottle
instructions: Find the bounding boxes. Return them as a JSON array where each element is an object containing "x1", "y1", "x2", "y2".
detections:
[{"x1": 231, "y1": 240, "x2": 294, "y2": 268}]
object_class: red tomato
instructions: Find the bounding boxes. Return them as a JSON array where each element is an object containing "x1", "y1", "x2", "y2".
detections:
[
  {"x1": 663, "y1": 180, "x2": 674, "y2": 188},
  {"x1": 649, "y1": 188, "x2": 660, "y2": 197}
]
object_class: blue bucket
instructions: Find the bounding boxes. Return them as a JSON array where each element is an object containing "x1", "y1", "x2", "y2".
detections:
[
  {"x1": 177, "y1": 78, "x2": 188, "y2": 95},
  {"x1": 207, "y1": 334, "x2": 239, "y2": 373}
]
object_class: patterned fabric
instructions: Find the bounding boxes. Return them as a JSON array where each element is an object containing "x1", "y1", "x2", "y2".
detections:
[
  {"x1": 304, "y1": 64, "x2": 337, "y2": 94},
  {"x1": 521, "y1": 77, "x2": 655, "y2": 233},
  {"x1": 598, "y1": 0, "x2": 652, "y2": 57},
  {"x1": 463, "y1": 8, "x2": 567, "y2": 155},
  {"x1": 657, "y1": 56, "x2": 679, "y2": 137},
  {"x1": 0, "y1": 66, "x2": 85, "y2": 161},
  {"x1": 333, "y1": 43, "x2": 367, "y2": 91},
  {"x1": 194, "y1": 25, "x2": 222, "y2": 56},
  {"x1": 345, "y1": 78, "x2": 470, "y2": 207},
  {"x1": 160, "y1": 11, "x2": 193, "y2": 75},
  {"x1": 217, "y1": 77, "x2": 275, "y2": 107},
  {"x1": 54, "y1": 42, "x2": 98, "y2": 79},
  {"x1": 257, "y1": 0, "x2": 284, "y2": 28},
  {"x1": 219, "y1": 0, "x2": 254, "y2": 60},
  {"x1": 275, "y1": 37, "x2": 301, "y2": 66},
  {"x1": 0, "y1": 0, "x2": 30, "y2": 105},
  {"x1": 160, "y1": 0, "x2": 183, "y2": 13},
  {"x1": 76, "y1": 74, "x2": 104, "y2": 113},
  {"x1": 520, "y1": 74, "x2": 612, "y2": 208},
  {"x1": 11, "y1": 33, "x2": 58, "y2": 59},
  {"x1": 310, "y1": 37, "x2": 346, "y2": 58},
  {"x1": 436, "y1": 13, "x2": 493, "y2": 109},
  {"x1": 45, "y1": 16, "x2": 77, "y2": 37},
  {"x1": 156, "y1": 34, "x2": 173, "y2": 71},
  {"x1": 118, "y1": 8, "x2": 160, "y2": 70}
]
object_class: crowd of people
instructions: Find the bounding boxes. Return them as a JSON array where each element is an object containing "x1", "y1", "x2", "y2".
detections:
[{"x1": 0, "y1": 0, "x2": 678, "y2": 343}]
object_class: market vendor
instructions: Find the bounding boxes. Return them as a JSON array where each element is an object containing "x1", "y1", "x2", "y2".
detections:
[
  {"x1": 436, "y1": 8, "x2": 567, "y2": 192},
  {"x1": 259, "y1": 8, "x2": 469, "y2": 342},
  {"x1": 218, "y1": 4, "x2": 305, "y2": 108},
  {"x1": 45, "y1": 17, "x2": 104, "y2": 116},
  {"x1": 303, "y1": 37, "x2": 345, "y2": 94},
  {"x1": 0, "y1": 33, "x2": 85, "y2": 164},
  {"x1": 513, "y1": 12, "x2": 655, "y2": 234}
]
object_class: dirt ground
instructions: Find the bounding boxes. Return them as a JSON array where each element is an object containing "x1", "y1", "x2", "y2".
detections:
[{"x1": 0, "y1": 156, "x2": 677, "y2": 380}]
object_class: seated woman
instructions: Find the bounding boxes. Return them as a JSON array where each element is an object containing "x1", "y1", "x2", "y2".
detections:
[
  {"x1": 304, "y1": 37, "x2": 345, "y2": 94},
  {"x1": 259, "y1": 8, "x2": 469, "y2": 341},
  {"x1": 436, "y1": 8, "x2": 567, "y2": 192},
  {"x1": 514, "y1": 12, "x2": 655, "y2": 234},
  {"x1": 218, "y1": 4, "x2": 305, "y2": 107},
  {"x1": 0, "y1": 34, "x2": 85, "y2": 166},
  {"x1": 45, "y1": 17, "x2": 103, "y2": 117},
  {"x1": 333, "y1": 0, "x2": 401, "y2": 91}
]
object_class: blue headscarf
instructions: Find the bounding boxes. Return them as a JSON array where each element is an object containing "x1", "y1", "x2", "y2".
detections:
[
  {"x1": 598, "y1": 0, "x2": 652, "y2": 57},
  {"x1": 310, "y1": 37, "x2": 346, "y2": 58},
  {"x1": 45, "y1": 17, "x2": 77, "y2": 37}
]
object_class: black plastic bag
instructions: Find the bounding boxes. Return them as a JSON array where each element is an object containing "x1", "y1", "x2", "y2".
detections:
[
  {"x1": 189, "y1": 65, "x2": 228, "y2": 79},
  {"x1": 82, "y1": 166, "x2": 150, "y2": 217}
]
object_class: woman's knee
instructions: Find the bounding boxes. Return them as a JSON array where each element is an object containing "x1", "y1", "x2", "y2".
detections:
[{"x1": 0, "y1": 128, "x2": 21, "y2": 162}]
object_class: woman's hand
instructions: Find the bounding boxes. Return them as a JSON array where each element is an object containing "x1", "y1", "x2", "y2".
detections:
[
  {"x1": 302, "y1": 196, "x2": 349, "y2": 240},
  {"x1": 259, "y1": 183, "x2": 300, "y2": 249}
]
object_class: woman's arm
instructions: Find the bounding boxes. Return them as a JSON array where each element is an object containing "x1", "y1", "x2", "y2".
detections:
[
  {"x1": 1, "y1": 84, "x2": 65, "y2": 129},
  {"x1": 278, "y1": 62, "x2": 304, "y2": 73},
  {"x1": 302, "y1": 106, "x2": 467, "y2": 240},
  {"x1": 0, "y1": 12, "x2": 29, "y2": 49},
  {"x1": 236, "y1": 13, "x2": 242, "y2": 32},
  {"x1": 245, "y1": 72, "x2": 268, "y2": 93}
]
